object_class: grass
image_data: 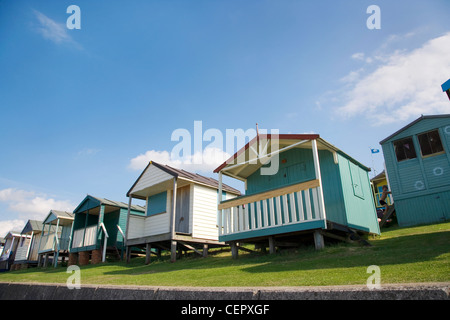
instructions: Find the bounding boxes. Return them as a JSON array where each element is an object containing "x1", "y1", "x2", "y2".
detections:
[{"x1": 0, "y1": 222, "x2": 449, "y2": 287}]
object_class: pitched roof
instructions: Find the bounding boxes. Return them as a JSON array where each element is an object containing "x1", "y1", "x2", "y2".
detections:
[
  {"x1": 214, "y1": 134, "x2": 320, "y2": 173},
  {"x1": 127, "y1": 161, "x2": 241, "y2": 197},
  {"x1": 379, "y1": 114, "x2": 450, "y2": 145},
  {"x1": 214, "y1": 133, "x2": 371, "y2": 179},
  {"x1": 74, "y1": 195, "x2": 146, "y2": 213},
  {"x1": 50, "y1": 210, "x2": 74, "y2": 219},
  {"x1": 90, "y1": 196, "x2": 146, "y2": 211},
  {"x1": 21, "y1": 220, "x2": 44, "y2": 234},
  {"x1": 370, "y1": 170, "x2": 386, "y2": 182}
]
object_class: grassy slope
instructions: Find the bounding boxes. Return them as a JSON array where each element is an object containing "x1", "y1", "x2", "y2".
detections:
[{"x1": 0, "y1": 222, "x2": 449, "y2": 287}]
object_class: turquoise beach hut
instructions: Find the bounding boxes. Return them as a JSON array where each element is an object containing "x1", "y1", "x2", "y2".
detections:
[
  {"x1": 68, "y1": 195, "x2": 145, "y2": 265},
  {"x1": 380, "y1": 114, "x2": 450, "y2": 227},
  {"x1": 214, "y1": 134, "x2": 380, "y2": 258}
]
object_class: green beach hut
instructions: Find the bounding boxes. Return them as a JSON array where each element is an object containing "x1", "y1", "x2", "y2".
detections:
[
  {"x1": 380, "y1": 114, "x2": 450, "y2": 226},
  {"x1": 68, "y1": 195, "x2": 145, "y2": 265},
  {"x1": 214, "y1": 134, "x2": 380, "y2": 258}
]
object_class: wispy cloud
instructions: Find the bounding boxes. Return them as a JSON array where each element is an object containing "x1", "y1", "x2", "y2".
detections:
[
  {"x1": 128, "y1": 147, "x2": 231, "y2": 173},
  {"x1": 76, "y1": 148, "x2": 101, "y2": 159},
  {"x1": 32, "y1": 9, "x2": 81, "y2": 48},
  {"x1": 334, "y1": 31, "x2": 450, "y2": 126}
]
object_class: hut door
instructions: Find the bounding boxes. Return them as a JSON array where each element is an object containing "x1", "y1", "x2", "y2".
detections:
[{"x1": 175, "y1": 186, "x2": 190, "y2": 234}]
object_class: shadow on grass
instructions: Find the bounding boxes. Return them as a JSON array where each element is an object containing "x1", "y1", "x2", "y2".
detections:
[{"x1": 99, "y1": 231, "x2": 449, "y2": 277}]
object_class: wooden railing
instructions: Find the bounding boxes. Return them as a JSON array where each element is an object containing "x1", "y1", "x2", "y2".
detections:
[
  {"x1": 14, "y1": 243, "x2": 30, "y2": 261},
  {"x1": 218, "y1": 179, "x2": 324, "y2": 236},
  {"x1": 39, "y1": 233, "x2": 56, "y2": 252},
  {"x1": 72, "y1": 225, "x2": 97, "y2": 248}
]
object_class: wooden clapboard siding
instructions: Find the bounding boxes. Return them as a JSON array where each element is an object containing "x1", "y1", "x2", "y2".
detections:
[
  {"x1": 145, "y1": 190, "x2": 172, "y2": 236},
  {"x1": 131, "y1": 164, "x2": 173, "y2": 194},
  {"x1": 380, "y1": 115, "x2": 450, "y2": 227},
  {"x1": 14, "y1": 238, "x2": 31, "y2": 261},
  {"x1": 394, "y1": 190, "x2": 450, "y2": 226},
  {"x1": 337, "y1": 153, "x2": 379, "y2": 234},
  {"x1": 245, "y1": 148, "x2": 316, "y2": 196},
  {"x1": 191, "y1": 184, "x2": 219, "y2": 240},
  {"x1": 144, "y1": 211, "x2": 170, "y2": 236},
  {"x1": 175, "y1": 185, "x2": 191, "y2": 234},
  {"x1": 28, "y1": 233, "x2": 42, "y2": 261},
  {"x1": 127, "y1": 215, "x2": 145, "y2": 239}
]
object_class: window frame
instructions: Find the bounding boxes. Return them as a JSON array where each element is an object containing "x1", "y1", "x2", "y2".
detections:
[
  {"x1": 417, "y1": 129, "x2": 445, "y2": 158},
  {"x1": 393, "y1": 136, "x2": 417, "y2": 162}
]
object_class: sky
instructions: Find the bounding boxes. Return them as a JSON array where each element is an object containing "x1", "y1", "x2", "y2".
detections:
[{"x1": 0, "y1": 0, "x2": 449, "y2": 237}]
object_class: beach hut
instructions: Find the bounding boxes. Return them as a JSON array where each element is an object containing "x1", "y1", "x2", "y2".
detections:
[
  {"x1": 12, "y1": 220, "x2": 44, "y2": 269},
  {"x1": 0, "y1": 237, "x2": 4, "y2": 256},
  {"x1": 380, "y1": 114, "x2": 450, "y2": 226},
  {"x1": 370, "y1": 170, "x2": 393, "y2": 210},
  {"x1": 126, "y1": 161, "x2": 241, "y2": 263},
  {"x1": 69, "y1": 195, "x2": 145, "y2": 265},
  {"x1": 37, "y1": 210, "x2": 74, "y2": 267},
  {"x1": 214, "y1": 134, "x2": 380, "y2": 258},
  {"x1": 0, "y1": 231, "x2": 30, "y2": 271}
]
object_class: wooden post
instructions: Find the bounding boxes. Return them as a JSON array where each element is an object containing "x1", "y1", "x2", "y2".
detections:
[
  {"x1": 170, "y1": 240, "x2": 177, "y2": 263},
  {"x1": 218, "y1": 172, "x2": 223, "y2": 235},
  {"x1": 268, "y1": 236, "x2": 276, "y2": 254},
  {"x1": 311, "y1": 139, "x2": 327, "y2": 227},
  {"x1": 171, "y1": 178, "x2": 178, "y2": 239},
  {"x1": 230, "y1": 241, "x2": 238, "y2": 259},
  {"x1": 43, "y1": 253, "x2": 49, "y2": 267},
  {"x1": 202, "y1": 244, "x2": 208, "y2": 258},
  {"x1": 145, "y1": 243, "x2": 151, "y2": 265},
  {"x1": 126, "y1": 246, "x2": 131, "y2": 263},
  {"x1": 53, "y1": 218, "x2": 60, "y2": 267},
  {"x1": 125, "y1": 196, "x2": 132, "y2": 263},
  {"x1": 313, "y1": 230, "x2": 324, "y2": 250}
]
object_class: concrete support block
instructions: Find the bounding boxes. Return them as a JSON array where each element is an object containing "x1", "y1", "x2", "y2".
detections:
[{"x1": 314, "y1": 230, "x2": 325, "y2": 250}]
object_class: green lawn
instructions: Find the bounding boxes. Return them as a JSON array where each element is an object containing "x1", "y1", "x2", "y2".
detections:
[{"x1": 1, "y1": 222, "x2": 449, "y2": 287}]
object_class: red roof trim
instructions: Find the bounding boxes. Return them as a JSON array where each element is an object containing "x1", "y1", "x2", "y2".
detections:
[{"x1": 213, "y1": 134, "x2": 320, "y2": 173}]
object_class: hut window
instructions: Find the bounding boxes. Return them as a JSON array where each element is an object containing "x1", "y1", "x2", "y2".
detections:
[
  {"x1": 393, "y1": 137, "x2": 417, "y2": 162},
  {"x1": 418, "y1": 130, "x2": 444, "y2": 157}
]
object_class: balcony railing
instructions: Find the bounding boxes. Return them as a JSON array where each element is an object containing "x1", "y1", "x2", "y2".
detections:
[
  {"x1": 72, "y1": 225, "x2": 97, "y2": 248},
  {"x1": 218, "y1": 179, "x2": 325, "y2": 237},
  {"x1": 39, "y1": 233, "x2": 57, "y2": 252}
]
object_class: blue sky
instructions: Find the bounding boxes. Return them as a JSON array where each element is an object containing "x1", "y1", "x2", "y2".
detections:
[{"x1": 1, "y1": 0, "x2": 449, "y2": 236}]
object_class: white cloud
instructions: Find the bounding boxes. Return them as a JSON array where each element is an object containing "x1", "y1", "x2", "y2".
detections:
[
  {"x1": 336, "y1": 32, "x2": 450, "y2": 126},
  {"x1": 129, "y1": 147, "x2": 231, "y2": 173},
  {"x1": 32, "y1": 10, "x2": 80, "y2": 48},
  {"x1": 0, "y1": 220, "x2": 26, "y2": 238},
  {"x1": 0, "y1": 188, "x2": 75, "y2": 232},
  {"x1": 340, "y1": 68, "x2": 365, "y2": 84}
]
